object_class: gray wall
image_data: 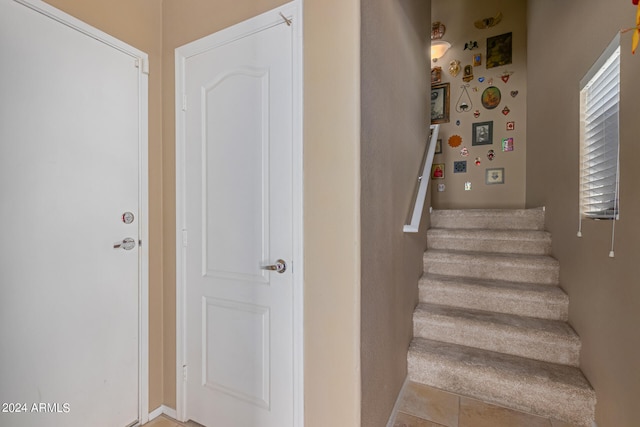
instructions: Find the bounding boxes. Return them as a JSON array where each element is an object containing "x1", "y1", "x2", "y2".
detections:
[
  {"x1": 360, "y1": 0, "x2": 431, "y2": 425},
  {"x1": 527, "y1": 1, "x2": 640, "y2": 425}
]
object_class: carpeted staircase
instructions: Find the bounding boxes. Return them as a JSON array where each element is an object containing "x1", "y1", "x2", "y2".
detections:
[{"x1": 408, "y1": 208, "x2": 596, "y2": 426}]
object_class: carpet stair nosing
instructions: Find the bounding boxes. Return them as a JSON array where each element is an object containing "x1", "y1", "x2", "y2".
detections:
[
  {"x1": 430, "y1": 208, "x2": 546, "y2": 231},
  {"x1": 419, "y1": 273, "x2": 569, "y2": 321},
  {"x1": 426, "y1": 228, "x2": 552, "y2": 255},
  {"x1": 423, "y1": 250, "x2": 560, "y2": 285},
  {"x1": 408, "y1": 338, "x2": 596, "y2": 426},
  {"x1": 413, "y1": 303, "x2": 581, "y2": 366}
]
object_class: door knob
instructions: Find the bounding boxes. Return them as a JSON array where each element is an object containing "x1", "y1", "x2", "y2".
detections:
[
  {"x1": 261, "y1": 259, "x2": 286, "y2": 274},
  {"x1": 114, "y1": 237, "x2": 136, "y2": 250}
]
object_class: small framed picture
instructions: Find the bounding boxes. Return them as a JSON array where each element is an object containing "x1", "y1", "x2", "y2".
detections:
[
  {"x1": 453, "y1": 160, "x2": 467, "y2": 173},
  {"x1": 486, "y1": 32, "x2": 513, "y2": 69},
  {"x1": 435, "y1": 138, "x2": 442, "y2": 154},
  {"x1": 431, "y1": 67, "x2": 442, "y2": 84},
  {"x1": 502, "y1": 137, "x2": 514, "y2": 152},
  {"x1": 473, "y1": 53, "x2": 482, "y2": 67},
  {"x1": 431, "y1": 163, "x2": 445, "y2": 179},
  {"x1": 462, "y1": 64, "x2": 474, "y2": 82},
  {"x1": 472, "y1": 121, "x2": 493, "y2": 146},
  {"x1": 431, "y1": 83, "x2": 450, "y2": 124},
  {"x1": 506, "y1": 121, "x2": 515, "y2": 131},
  {"x1": 485, "y1": 167, "x2": 505, "y2": 185}
]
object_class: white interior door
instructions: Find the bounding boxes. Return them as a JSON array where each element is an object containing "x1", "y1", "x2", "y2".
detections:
[
  {"x1": 177, "y1": 5, "x2": 300, "y2": 427},
  {"x1": 0, "y1": 1, "x2": 147, "y2": 426}
]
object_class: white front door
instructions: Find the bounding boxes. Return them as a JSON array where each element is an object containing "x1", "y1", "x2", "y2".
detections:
[
  {"x1": 176, "y1": 4, "x2": 301, "y2": 427},
  {"x1": 0, "y1": 1, "x2": 147, "y2": 426}
]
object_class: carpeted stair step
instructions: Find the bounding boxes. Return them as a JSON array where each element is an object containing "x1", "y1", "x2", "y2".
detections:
[
  {"x1": 419, "y1": 274, "x2": 569, "y2": 321},
  {"x1": 413, "y1": 303, "x2": 580, "y2": 366},
  {"x1": 408, "y1": 338, "x2": 596, "y2": 426},
  {"x1": 427, "y1": 228, "x2": 552, "y2": 255},
  {"x1": 424, "y1": 250, "x2": 559, "y2": 285},
  {"x1": 430, "y1": 208, "x2": 545, "y2": 231}
]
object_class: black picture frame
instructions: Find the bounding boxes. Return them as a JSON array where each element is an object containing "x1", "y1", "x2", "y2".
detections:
[
  {"x1": 431, "y1": 83, "x2": 450, "y2": 124},
  {"x1": 472, "y1": 121, "x2": 493, "y2": 145}
]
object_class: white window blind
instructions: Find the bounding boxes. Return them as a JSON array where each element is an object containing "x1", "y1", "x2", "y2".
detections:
[
  {"x1": 579, "y1": 36, "x2": 620, "y2": 221},
  {"x1": 578, "y1": 34, "x2": 621, "y2": 256}
]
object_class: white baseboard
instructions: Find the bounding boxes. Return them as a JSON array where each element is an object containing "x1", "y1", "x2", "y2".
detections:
[
  {"x1": 149, "y1": 405, "x2": 178, "y2": 422},
  {"x1": 386, "y1": 376, "x2": 410, "y2": 427}
]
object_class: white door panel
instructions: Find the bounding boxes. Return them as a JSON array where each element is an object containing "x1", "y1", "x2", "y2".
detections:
[
  {"x1": 178, "y1": 6, "x2": 297, "y2": 427},
  {"x1": 0, "y1": 1, "x2": 146, "y2": 426}
]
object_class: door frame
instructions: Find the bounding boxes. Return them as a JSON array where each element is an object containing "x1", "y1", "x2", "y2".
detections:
[
  {"x1": 175, "y1": 1, "x2": 304, "y2": 425},
  {"x1": 12, "y1": 0, "x2": 150, "y2": 424}
]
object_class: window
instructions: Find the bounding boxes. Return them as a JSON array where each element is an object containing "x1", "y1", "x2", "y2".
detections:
[{"x1": 579, "y1": 35, "x2": 620, "y2": 222}]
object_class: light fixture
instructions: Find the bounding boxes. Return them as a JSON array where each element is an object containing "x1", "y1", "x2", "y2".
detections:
[{"x1": 430, "y1": 21, "x2": 451, "y2": 62}]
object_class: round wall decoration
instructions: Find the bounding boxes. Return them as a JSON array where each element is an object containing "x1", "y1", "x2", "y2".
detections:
[
  {"x1": 448, "y1": 134, "x2": 462, "y2": 148},
  {"x1": 481, "y1": 86, "x2": 501, "y2": 109}
]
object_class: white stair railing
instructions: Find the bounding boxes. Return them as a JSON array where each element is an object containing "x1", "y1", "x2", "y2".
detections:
[{"x1": 404, "y1": 124, "x2": 439, "y2": 233}]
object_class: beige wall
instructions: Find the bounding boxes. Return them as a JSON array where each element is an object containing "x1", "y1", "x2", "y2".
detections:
[
  {"x1": 43, "y1": 0, "x2": 362, "y2": 424},
  {"x1": 302, "y1": 0, "x2": 362, "y2": 425},
  {"x1": 527, "y1": 1, "x2": 640, "y2": 425},
  {"x1": 360, "y1": 0, "x2": 431, "y2": 425},
  {"x1": 431, "y1": 0, "x2": 527, "y2": 209}
]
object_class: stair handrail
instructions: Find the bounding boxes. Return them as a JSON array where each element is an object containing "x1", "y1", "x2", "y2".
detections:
[{"x1": 404, "y1": 124, "x2": 439, "y2": 233}]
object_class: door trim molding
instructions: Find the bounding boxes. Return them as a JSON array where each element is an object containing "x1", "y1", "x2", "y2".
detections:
[
  {"x1": 12, "y1": 1, "x2": 151, "y2": 423},
  {"x1": 175, "y1": 1, "x2": 304, "y2": 425}
]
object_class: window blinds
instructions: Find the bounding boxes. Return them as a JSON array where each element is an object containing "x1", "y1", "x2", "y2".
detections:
[
  {"x1": 579, "y1": 40, "x2": 620, "y2": 221},
  {"x1": 578, "y1": 34, "x2": 621, "y2": 257}
]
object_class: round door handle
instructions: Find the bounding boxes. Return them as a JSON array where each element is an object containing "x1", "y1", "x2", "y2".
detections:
[
  {"x1": 261, "y1": 259, "x2": 286, "y2": 274},
  {"x1": 114, "y1": 237, "x2": 136, "y2": 250}
]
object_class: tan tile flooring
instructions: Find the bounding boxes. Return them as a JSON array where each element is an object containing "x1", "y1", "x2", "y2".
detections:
[
  {"x1": 144, "y1": 415, "x2": 201, "y2": 427},
  {"x1": 143, "y1": 383, "x2": 582, "y2": 427},
  {"x1": 392, "y1": 382, "x2": 582, "y2": 427}
]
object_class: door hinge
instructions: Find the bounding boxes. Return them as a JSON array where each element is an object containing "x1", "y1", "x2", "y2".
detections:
[
  {"x1": 183, "y1": 365, "x2": 188, "y2": 382},
  {"x1": 182, "y1": 229, "x2": 188, "y2": 247}
]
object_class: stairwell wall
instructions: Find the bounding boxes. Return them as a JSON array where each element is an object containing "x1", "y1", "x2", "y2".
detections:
[
  {"x1": 526, "y1": 1, "x2": 640, "y2": 426},
  {"x1": 360, "y1": 1, "x2": 432, "y2": 426},
  {"x1": 430, "y1": 0, "x2": 527, "y2": 209}
]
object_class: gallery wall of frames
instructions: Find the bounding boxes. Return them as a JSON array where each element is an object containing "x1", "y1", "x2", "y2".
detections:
[{"x1": 430, "y1": 0, "x2": 527, "y2": 209}]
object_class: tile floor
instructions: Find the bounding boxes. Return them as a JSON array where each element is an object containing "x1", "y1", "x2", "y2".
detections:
[
  {"x1": 143, "y1": 383, "x2": 583, "y2": 427},
  {"x1": 391, "y1": 382, "x2": 582, "y2": 427},
  {"x1": 144, "y1": 415, "x2": 202, "y2": 427}
]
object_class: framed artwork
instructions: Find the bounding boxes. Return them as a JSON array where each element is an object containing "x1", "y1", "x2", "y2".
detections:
[
  {"x1": 453, "y1": 161, "x2": 467, "y2": 173},
  {"x1": 481, "y1": 86, "x2": 501, "y2": 110},
  {"x1": 435, "y1": 138, "x2": 442, "y2": 154},
  {"x1": 431, "y1": 163, "x2": 445, "y2": 179},
  {"x1": 485, "y1": 167, "x2": 505, "y2": 185},
  {"x1": 472, "y1": 121, "x2": 493, "y2": 146},
  {"x1": 462, "y1": 64, "x2": 473, "y2": 82},
  {"x1": 431, "y1": 83, "x2": 450, "y2": 124},
  {"x1": 431, "y1": 67, "x2": 442, "y2": 84},
  {"x1": 473, "y1": 53, "x2": 482, "y2": 66},
  {"x1": 486, "y1": 32, "x2": 512, "y2": 69},
  {"x1": 502, "y1": 137, "x2": 514, "y2": 152}
]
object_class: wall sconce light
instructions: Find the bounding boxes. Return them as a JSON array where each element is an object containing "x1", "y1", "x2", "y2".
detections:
[{"x1": 430, "y1": 21, "x2": 451, "y2": 62}]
